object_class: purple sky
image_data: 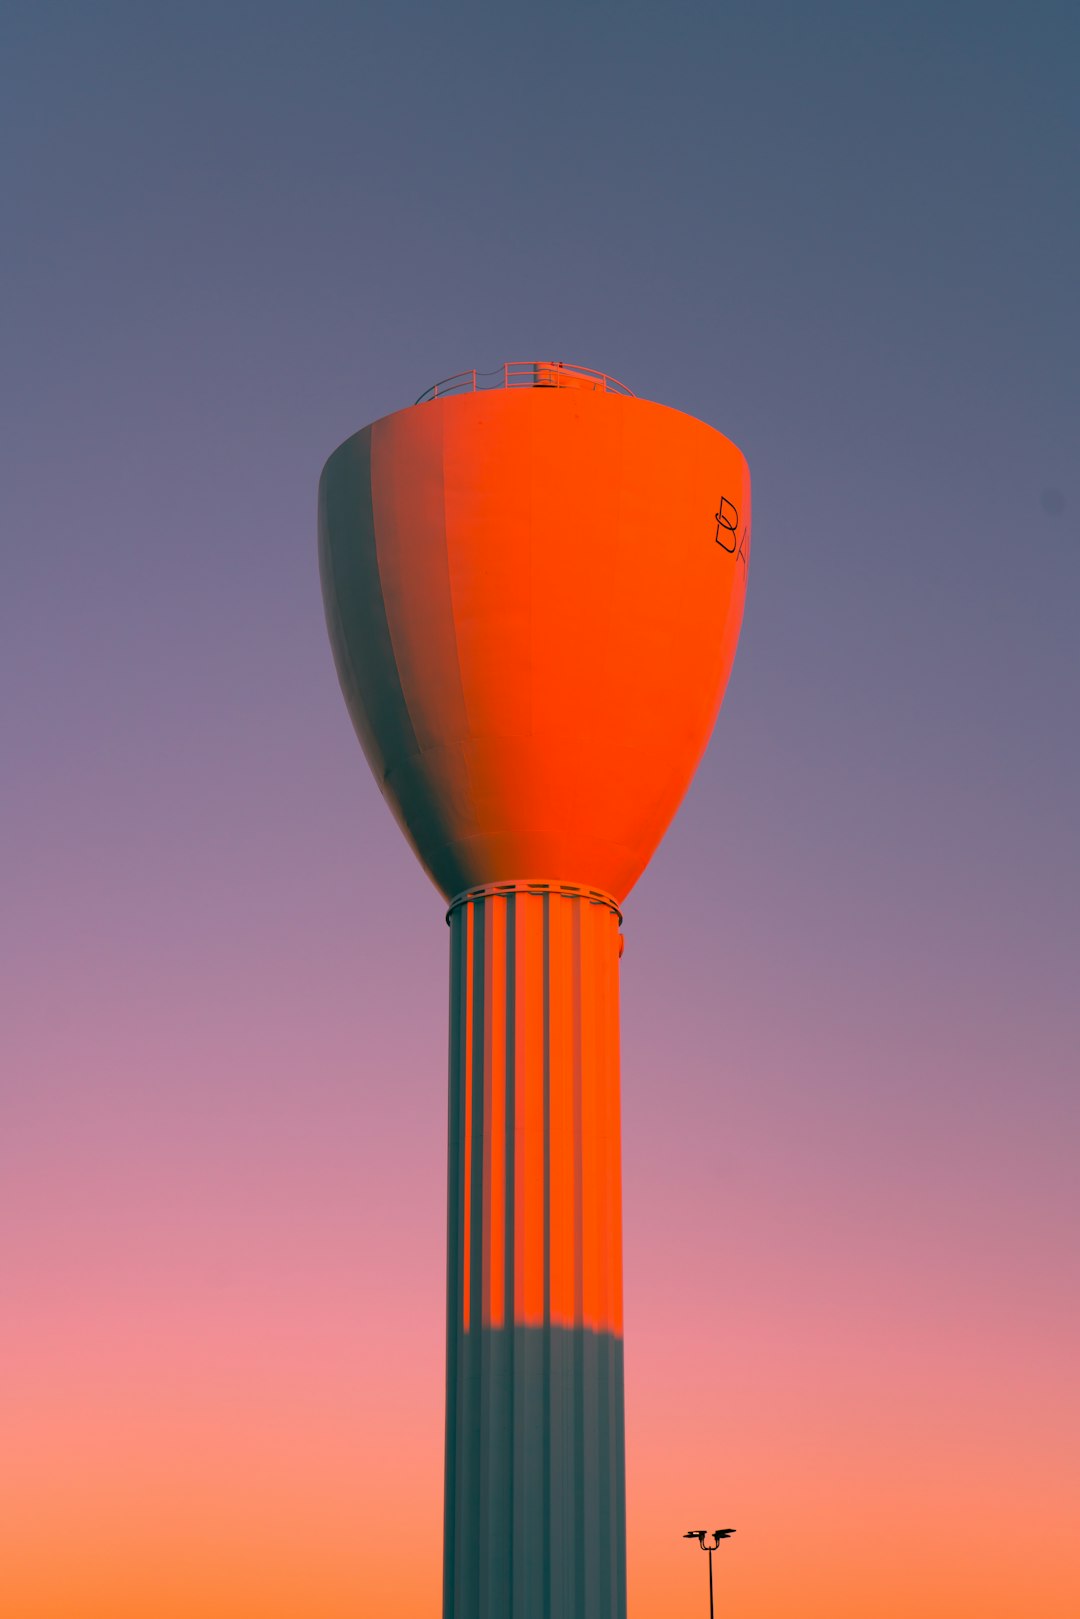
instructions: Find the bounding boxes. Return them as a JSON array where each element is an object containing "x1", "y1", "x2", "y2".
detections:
[{"x1": 3, "y1": 4, "x2": 1078, "y2": 1614}]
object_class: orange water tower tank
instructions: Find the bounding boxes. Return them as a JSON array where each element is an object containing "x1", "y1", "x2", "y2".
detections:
[{"x1": 319, "y1": 361, "x2": 751, "y2": 1619}]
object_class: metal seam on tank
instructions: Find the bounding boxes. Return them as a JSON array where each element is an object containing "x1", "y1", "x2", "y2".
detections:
[
  {"x1": 526, "y1": 394, "x2": 537, "y2": 748},
  {"x1": 328, "y1": 428, "x2": 422, "y2": 773},
  {"x1": 446, "y1": 880, "x2": 622, "y2": 927},
  {"x1": 370, "y1": 416, "x2": 432, "y2": 773},
  {"x1": 368, "y1": 413, "x2": 475, "y2": 829},
  {"x1": 439, "y1": 399, "x2": 480, "y2": 780},
  {"x1": 434, "y1": 400, "x2": 476, "y2": 759},
  {"x1": 316, "y1": 464, "x2": 369, "y2": 756}
]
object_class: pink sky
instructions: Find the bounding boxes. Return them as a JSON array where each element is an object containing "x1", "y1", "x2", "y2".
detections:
[{"x1": 4, "y1": 3, "x2": 1077, "y2": 1614}]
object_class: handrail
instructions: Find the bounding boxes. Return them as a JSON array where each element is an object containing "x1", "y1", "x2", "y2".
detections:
[{"x1": 416, "y1": 360, "x2": 635, "y2": 404}]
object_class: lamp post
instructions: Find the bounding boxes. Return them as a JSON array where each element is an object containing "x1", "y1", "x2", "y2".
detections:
[{"x1": 683, "y1": 1529, "x2": 735, "y2": 1619}]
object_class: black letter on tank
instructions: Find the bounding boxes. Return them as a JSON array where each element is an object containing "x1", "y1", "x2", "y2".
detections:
[{"x1": 715, "y1": 497, "x2": 739, "y2": 551}]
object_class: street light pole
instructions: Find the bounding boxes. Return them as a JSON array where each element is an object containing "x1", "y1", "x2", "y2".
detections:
[{"x1": 683, "y1": 1529, "x2": 735, "y2": 1619}]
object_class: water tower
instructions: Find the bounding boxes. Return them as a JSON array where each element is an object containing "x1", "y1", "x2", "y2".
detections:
[{"x1": 318, "y1": 361, "x2": 750, "y2": 1619}]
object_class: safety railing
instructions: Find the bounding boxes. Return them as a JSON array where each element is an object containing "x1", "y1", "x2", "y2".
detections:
[{"x1": 416, "y1": 361, "x2": 635, "y2": 404}]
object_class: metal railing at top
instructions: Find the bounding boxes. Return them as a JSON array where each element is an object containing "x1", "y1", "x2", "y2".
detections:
[{"x1": 416, "y1": 361, "x2": 635, "y2": 404}]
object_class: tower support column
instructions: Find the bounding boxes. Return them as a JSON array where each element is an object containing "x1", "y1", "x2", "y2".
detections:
[{"x1": 444, "y1": 881, "x2": 626, "y2": 1619}]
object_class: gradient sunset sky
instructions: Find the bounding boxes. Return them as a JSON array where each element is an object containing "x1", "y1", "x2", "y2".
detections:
[{"x1": 3, "y1": 3, "x2": 1078, "y2": 1615}]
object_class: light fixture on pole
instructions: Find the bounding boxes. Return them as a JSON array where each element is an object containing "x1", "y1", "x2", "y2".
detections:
[{"x1": 683, "y1": 1529, "x2": 735, "y2": 1619}]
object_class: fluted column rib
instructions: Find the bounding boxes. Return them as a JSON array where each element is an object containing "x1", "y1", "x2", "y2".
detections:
[{"x1": 444, "y1": 884, "x2": 626, "y2": 1619}]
